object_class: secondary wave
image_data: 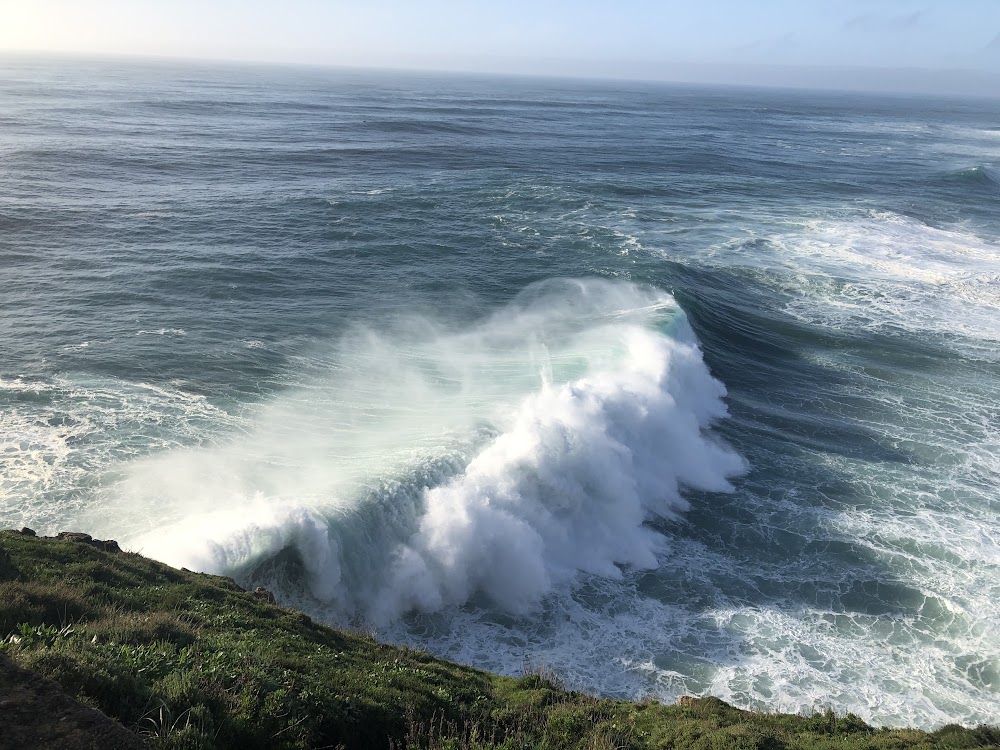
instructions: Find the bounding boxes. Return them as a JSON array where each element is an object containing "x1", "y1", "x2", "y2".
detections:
[
  {"x1": 945, "y1": 165, "x2": 1000, "y2": 189},
  {"x1": 707, "y1": 211, "x2": 1000, "y2": 354}
]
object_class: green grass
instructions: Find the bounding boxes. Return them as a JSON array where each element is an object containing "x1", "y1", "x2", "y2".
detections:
[{"x1": 1, "y1": 531, "x2": 997, "y2": 750}]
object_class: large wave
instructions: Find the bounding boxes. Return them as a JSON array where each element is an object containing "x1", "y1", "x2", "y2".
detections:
[{"x1": 100, "y1": 278, "x2": 745, "y2": 622}]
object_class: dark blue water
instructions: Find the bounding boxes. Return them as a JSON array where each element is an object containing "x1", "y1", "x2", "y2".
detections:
[{"x1": 2, "y1": 55, "x2": 999, "y2": 728}]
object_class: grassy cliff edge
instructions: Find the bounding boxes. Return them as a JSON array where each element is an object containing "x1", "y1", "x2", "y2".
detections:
[{"x1": 0, "y1": 530, "x2": 996, "y2": 750}]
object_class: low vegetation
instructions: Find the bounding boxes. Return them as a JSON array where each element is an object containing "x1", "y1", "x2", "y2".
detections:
[{"x1": 1, "y1": 531, "x2": 997, "y2": 750}]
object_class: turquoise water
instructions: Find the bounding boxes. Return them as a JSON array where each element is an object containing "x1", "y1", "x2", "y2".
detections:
[{"x1": 2, "y1": 56, "x2": 999, "y2": 728}]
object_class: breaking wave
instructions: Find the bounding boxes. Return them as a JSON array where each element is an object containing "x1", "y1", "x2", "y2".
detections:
[{"x1": 101, "y1": 279, "x2": 745, "y2": 622}]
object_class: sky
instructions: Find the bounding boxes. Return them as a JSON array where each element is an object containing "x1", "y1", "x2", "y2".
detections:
[{"x1": 3, "y1": 0, "x2": 1000, "y2": 95}]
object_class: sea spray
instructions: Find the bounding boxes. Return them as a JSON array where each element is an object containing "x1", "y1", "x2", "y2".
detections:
[{"x1": 111, "y1": 279, "x2": 746, "y2": 620}]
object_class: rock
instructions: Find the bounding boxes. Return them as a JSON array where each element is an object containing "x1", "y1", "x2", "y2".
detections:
[
  {"x1": 55, "y1": 532, "x2": 121, "y2": 554},
  {"x1": 20, "y1": 528, "x2": 36, "y2": 536},
  {"x1": 57, "y1": 532, "x2": 93, "y2": 543},
  {"x1": 252, "y1": 587, "x2": 277, "y2": 604},
  {"x1": 677, "y1": 695, "x2": 698, "y2": 707}
]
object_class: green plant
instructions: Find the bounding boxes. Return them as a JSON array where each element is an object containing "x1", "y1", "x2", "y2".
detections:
[
  {"x1": 140, "y1": 702, "x2": 218, "y2": 750},
  {"x1": 4, "y1": 622, "x2": 75, "y2": 649}
]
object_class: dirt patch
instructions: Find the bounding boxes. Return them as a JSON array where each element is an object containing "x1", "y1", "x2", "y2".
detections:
[{"x1": 0, "y1": 653, "x2": 145, "y2": 750}]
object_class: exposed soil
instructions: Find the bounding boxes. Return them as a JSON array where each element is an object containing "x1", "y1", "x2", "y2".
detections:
[{"x1": 0, "y1": 653, "x2": 145, "y2": 750}]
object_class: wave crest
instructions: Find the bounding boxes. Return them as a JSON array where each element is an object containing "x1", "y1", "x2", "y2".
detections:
[{"x1": 376, "y1": 323, "x2": 743, "y2": 620}]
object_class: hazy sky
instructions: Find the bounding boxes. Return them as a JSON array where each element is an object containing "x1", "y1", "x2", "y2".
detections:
[{"x1": 4, "y1": 1, "x2": 1000, "y2": 94}]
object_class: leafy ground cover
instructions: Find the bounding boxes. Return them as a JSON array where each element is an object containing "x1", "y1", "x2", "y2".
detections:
[{"x1": 1, "y1": 530, "x2": 996, "y2": 750}]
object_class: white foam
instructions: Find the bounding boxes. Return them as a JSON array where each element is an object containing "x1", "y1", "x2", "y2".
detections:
[
  {"x1": 0, "y1": 375, "x2": 238, "y2": 529},
  {"x1": 704, "y1": 604, "x2": 998, "y2": 728},
  {"x1": 724, "y1": 211, "x2": 1000, "y2": 351},
  {"x1": 0, "y1": 409, "x2": 88, "y2": 503},
  {"x1": 137, "y1": 328, "x2": 187, "y2": 337}
]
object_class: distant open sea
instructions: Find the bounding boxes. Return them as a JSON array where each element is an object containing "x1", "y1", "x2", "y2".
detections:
[{"x1": 2, "y1": 55, "x2": 999, "y2": 728}]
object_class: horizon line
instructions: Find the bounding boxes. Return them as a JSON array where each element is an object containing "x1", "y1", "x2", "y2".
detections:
[{"x1": 3, "y1": 46, "x2": 999, "y2": 101}]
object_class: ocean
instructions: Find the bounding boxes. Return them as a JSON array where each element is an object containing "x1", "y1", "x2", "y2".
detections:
[{"x1": 2, "y1": 55, "x2": 998, "y2": 729}]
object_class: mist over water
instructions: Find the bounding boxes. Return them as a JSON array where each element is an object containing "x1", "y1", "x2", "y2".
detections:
[{"x1": 2, "y1": 57, "x2": 999, "y2": 728}]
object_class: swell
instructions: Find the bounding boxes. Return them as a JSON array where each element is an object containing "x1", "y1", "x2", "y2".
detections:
[
  {"x1": 934, "y1": 165, "x2": 1000, "y2": 201},
  {"x1": 945, "y1": 165, "x2": 999, "y2": 188}
]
